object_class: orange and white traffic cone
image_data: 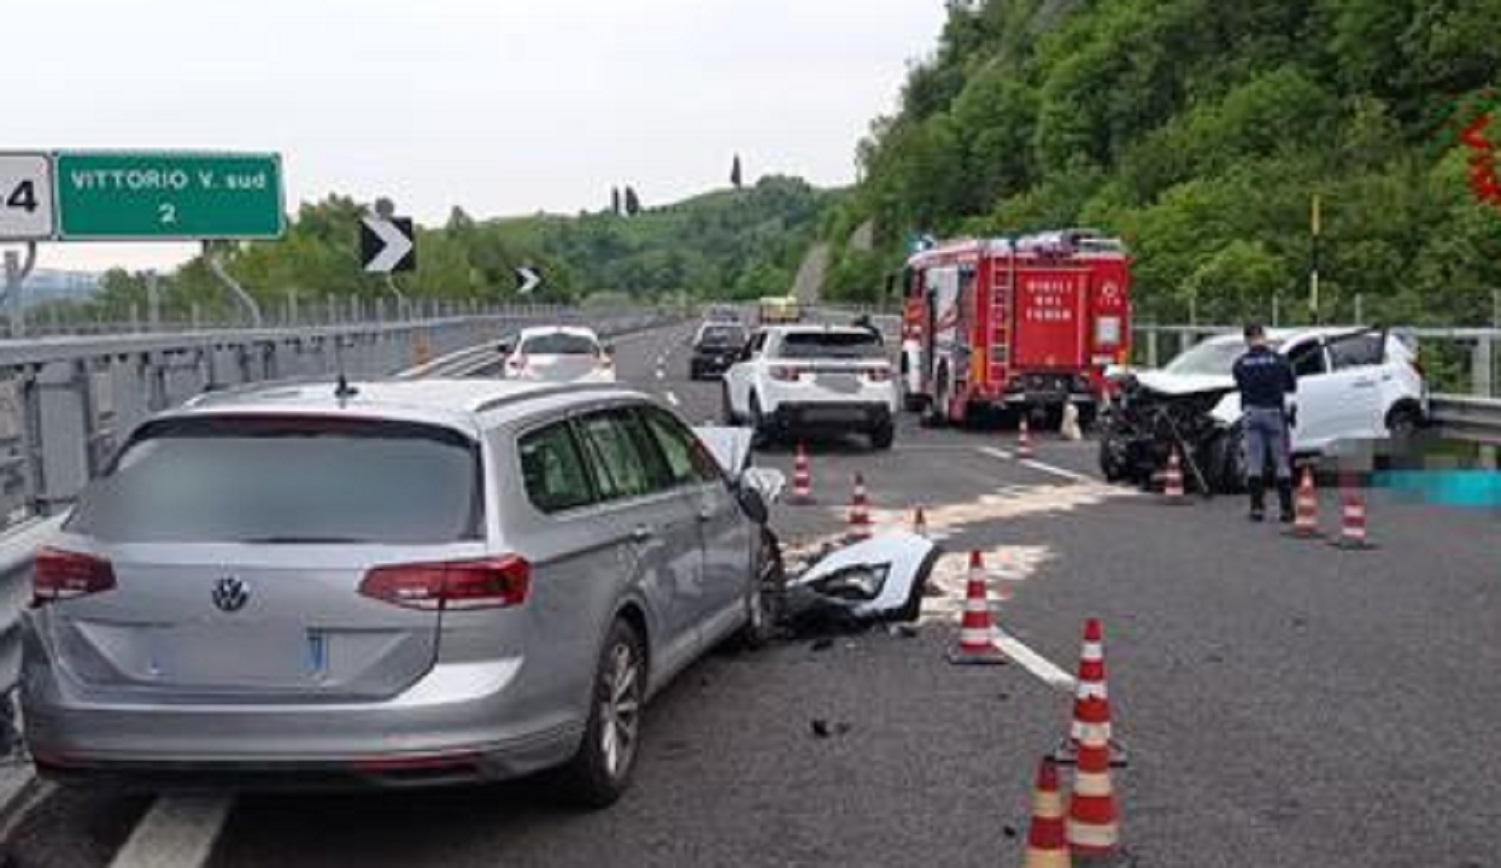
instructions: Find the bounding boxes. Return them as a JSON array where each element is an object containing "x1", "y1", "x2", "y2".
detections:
[
  {"x1": 911, "y1": 506, "x2": 928, "y2": 538},
  {"x1": 1066, "y1": 716, "x2": 1122, "y2": 861},
  {"x1": 1161, "y1": 447, "x2": 1188, "y2": 504},
  {"x1": 1018, "y1": 416, "x2": 1035, "y2": 459},
  {"x1": 1330, "y1": 486, "x2": 1376, "y2": 551},
  {"x1": 789, "y1": 442, "x2": 815, "y2": 506},
  {"x1": 1054, "y1": 618, "x2": 1126, "y2": 768},
  {"x1": 846, "y1": 473, "x2": 872, "y2": 542},
  {"x1": 1024, "y1": 757, "x2": 1072, "y2": 868},
  {"x1": 1283, "y1": 466, "x2": 1322, "y2": 539},
  {"x1": 946, "y1": 551, "x2": 1007, "y2": 666}
]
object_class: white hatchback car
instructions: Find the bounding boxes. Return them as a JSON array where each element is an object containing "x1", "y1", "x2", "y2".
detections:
[
  {"x1": 722, "y1": 325, "x2": 898, "y2": 449},
  {"x1": 1135, "y1": 326, "x2": 1428, "y2": 455},
  {"x1": 502, "y1": 327, "x2": 616, "y2": 383}
]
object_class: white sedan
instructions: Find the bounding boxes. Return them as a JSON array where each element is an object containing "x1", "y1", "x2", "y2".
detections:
[
  {"x1": 501, "y1": 326, "x2": 616, "y2": 383},
  {"x1": 722, "y1": 325, "x2": 898, "y2": 450}
]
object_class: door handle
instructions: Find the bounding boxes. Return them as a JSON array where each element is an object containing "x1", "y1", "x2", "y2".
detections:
[{"x1": 630, "y1": 525, "x2": 656, "y2": 544}]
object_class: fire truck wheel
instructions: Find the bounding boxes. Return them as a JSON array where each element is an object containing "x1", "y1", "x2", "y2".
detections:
[{"x1": 922, "y1": 368, "x2": 951, "y2": 428}]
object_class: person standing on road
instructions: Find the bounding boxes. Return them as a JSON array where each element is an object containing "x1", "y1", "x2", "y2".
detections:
[{"x1": 1232, "y1": 323, "x2": 1297, "y2": 522}]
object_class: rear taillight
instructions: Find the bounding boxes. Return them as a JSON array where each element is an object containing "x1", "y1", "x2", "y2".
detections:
[
  {"x1": 34, "y1": 548, "x2": 117, "y2": 605},
  {"x1": 866, "y1": 367, "x2": 892, "y2": 382},
  {"x1": 360, "y1": 557, "x2": 531, "y2": 611},
  {"x1": 769, "y1": 366, "x2": 802, "y2": 382}
]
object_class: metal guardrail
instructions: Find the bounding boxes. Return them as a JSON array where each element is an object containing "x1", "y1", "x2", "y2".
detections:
[{"x1": 1428, "y1": 395, "x2": 1501, "y2": 445}]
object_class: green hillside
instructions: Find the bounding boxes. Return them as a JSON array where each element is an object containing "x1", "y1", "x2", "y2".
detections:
[
  {"x1": 825, "y1": 0, "x2": 1501, "y2": 326},
  {"x1": 85, "y1": 176, "x2": 840, "y2": 322}
]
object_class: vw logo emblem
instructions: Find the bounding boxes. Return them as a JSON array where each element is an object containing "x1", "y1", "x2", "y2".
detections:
[{"x1": 212, "y1": 577, "x2": 250, "y2": 613}]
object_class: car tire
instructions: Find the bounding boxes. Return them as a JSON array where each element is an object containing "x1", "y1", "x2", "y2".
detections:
[
  {"x1": 730, "y1": 529, "x2": 784, "y2": 651},
  {"x1": 557, "y1": 618, "x2": 646, "y2": 809},
  {"x1": 870, "y1": 421, "x2": 895, "y2": 450},
  {"x1": 1386, "y1": 404, "x2": 1422, "y2": 453},
  {"x1": 749, "y1": 393, "x2": 774, "y2": 448},
  {"x1": 721, "y1": 384, "x2": 739, "y2": 425},
  {"x1": 1099, "y1": 434, "x2": 1129, "y2": 483},
  {"x1": 1210, "y1": 426, "x2": 1247, "y2": 494}
]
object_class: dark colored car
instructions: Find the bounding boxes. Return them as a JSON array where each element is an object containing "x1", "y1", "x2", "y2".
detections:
[{"x1": 690, "y1": 323, "x2": 750, "y2": 380}]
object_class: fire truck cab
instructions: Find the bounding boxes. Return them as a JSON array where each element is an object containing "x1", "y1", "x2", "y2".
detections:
[{"x1": 899, "y1": 229, "x2": 1131, "y2": 428}]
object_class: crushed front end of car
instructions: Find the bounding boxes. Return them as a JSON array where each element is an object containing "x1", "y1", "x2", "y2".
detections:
[{"x1": 1097, "y1": 371, "x2": 1241, "y2": 494}]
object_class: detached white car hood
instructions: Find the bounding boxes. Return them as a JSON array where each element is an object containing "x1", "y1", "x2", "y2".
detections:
[{"x1": 1129, "y1": 371, "x2": 1244, "y2": 427}]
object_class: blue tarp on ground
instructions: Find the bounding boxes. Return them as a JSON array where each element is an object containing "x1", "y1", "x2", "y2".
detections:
[{"x1": 1372, "y1": 470, "x2": 1501, "y2": 508}]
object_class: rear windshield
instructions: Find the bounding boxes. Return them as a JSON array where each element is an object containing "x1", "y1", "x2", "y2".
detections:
[
  {"x1": 776, "y1": 331, "x2": 885, "y2": 359},
  {"x1": 66, "y1": 416, "x2": 482, "y2": 544},
  {"x1": 520, "y1": 333, "x2": 598, "y2": 355},
  {"x1": 698, "y1": 325, "x2": 746, "y2": 345}
]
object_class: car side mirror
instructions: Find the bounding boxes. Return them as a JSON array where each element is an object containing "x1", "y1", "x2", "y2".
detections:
[
  {"x1": 735, "y1": 483, "x2": 770, "y2": 525},
  {"x1": 603, "y1": 343, "x2": 616, "y2": 357},
  {"x1": 496, "y1": 340, "x2": 514, "y2": 356}
]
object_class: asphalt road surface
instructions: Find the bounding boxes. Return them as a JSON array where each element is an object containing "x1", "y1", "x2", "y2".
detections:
[{"x1": 5, "y1": 320, "x2": 1499, "y2": 867}]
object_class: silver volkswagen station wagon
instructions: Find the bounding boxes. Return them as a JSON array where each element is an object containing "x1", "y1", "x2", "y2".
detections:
[{"x1": 21, "y1": 378, "x2": 777, "y2": 806}]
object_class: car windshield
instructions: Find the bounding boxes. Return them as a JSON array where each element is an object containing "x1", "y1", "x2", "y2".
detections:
[
  {"x1": 777, "y1": 331, "x2": 885, "y2": 359},
  {"x1": 65, "y1": 416, "x2": 482, "y2": 544},
  {"x1": 1162, "y1": 338, "x2": 1280, "y2": 376},
  {"x1": 521, "y1": 333, "x2": 598, "y2": 355},
  {"x1": 698, "y1": 325, "x2": 746, "y2": 345}
]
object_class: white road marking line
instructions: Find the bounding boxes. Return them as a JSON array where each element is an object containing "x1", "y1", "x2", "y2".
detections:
[
  {"x1": 993, "y1": 627, "x2": 1077, "y2": 691},
  {"x1": 110, "y1": 795, "x2": 233, "y2": 868},
  {"x1": 655, "y1": 369, "x2": 666, "y2": 381},
  {"x1": 665, "y1": 391, "x2": 681, "y2": 407},
  {"x1": 1019, "y1": 459, "x2": 1097, "y2": 485},
  {"x1": 977, "y1": 446, "x2": 1098, "y2": 485}
]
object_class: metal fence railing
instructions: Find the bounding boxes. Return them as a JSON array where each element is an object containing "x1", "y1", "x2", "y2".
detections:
[{"x1": 0, "y1": 306, "x2": 678, "y2": 530}]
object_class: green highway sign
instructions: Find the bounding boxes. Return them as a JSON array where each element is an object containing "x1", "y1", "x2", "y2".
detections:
[{"x1": 54, "y1": 151, "x2": 284, "y2": 241}]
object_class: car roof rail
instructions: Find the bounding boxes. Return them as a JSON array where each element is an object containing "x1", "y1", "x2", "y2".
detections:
[{"x1": 470, "y1": 381, "x2": 638, "y2": 415}]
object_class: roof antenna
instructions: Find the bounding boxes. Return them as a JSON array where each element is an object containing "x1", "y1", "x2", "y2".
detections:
[{"x1": 333, "y1": 335, "x2": 358, "y2": 400}]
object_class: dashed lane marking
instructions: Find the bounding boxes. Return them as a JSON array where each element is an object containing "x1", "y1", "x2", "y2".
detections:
[
  {"x1": 994, "y1": 628, "x2": 1077, "y2": 691},
  {"x1": 109, "y1": 795, "x2": 232, "y2": 868},
  {"x1": 979, "y1": 445, "x2": 1098, "y2": 485},
  {"x1": 665, "y1": 391, "x2": 681, "y2": 407},
  {"x1": 1019, "y1": 459, "x2": 1097, "y2": 485}
]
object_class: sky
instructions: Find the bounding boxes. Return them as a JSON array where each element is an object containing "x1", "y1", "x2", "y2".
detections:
[{"x1": 12, "y1": 0, "x2": 947, "y2": 273}]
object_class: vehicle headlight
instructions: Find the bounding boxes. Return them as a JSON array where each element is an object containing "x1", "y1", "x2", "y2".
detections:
[{"x1": 811, "y1": 564, "x2": 889, "y2": 601}]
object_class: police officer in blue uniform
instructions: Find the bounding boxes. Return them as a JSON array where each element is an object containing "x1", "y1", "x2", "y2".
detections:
[{"x1": 1232, "y1": 323, "x2": 1297, "y2": 522}]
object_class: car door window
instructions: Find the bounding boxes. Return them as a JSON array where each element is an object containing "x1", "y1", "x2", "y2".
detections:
[
  {"x1": 576, "y1": 409, "x2": 672, "y2": 501},
  {"x1": 518, "y1": 422, "x2": 596, "y2": 514},
  {"x1": 1327, "y1": 333, "x2": 1384, "y2": 371},
  {"x1": 1287, "y1": 342, "x2": 1327, "y2": 378},
  {"x1": 640, "y1": 406, "x2": 722, "y2": 486}
]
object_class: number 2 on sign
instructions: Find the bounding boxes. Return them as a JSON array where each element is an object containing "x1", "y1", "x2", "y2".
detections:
[{"x1": 158, "y1": 203, "x2": 178, "y2": 225}]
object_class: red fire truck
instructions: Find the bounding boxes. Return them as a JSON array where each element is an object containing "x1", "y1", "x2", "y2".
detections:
[{"x1": 899, "y1": 228, "x2": 1132, "y2": 428}]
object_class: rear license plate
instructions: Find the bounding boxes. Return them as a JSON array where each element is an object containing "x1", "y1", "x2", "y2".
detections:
[
  {"x1": 815, "y1": 374, "x2": 861, "y2": 393},
  {"x1": 154, "y1": 624, "x2": 314, "y2": 685},
  {"x1": 804, "y1": 407, "x2": 865, "y2": 423}
]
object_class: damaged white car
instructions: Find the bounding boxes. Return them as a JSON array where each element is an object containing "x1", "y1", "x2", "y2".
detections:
[{"x1": 1098, "y1": 327, "x2": 1428, "y2": 493}]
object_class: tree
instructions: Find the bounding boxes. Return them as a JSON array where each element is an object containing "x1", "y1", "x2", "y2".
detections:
[
  {"x1": 731, "y1": 155, "x2": 744, "y2": 189},
  {"x1": 624, "y1": 187, "x2": 642, "y2": 217},
  {"x1": 611, "y1": 187, "x2": 622, "y2": 216}
]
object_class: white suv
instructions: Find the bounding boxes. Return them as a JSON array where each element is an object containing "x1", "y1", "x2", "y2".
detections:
[
  {"x1": 722, "y1": 325, "x2": 899, "y2": 449},
  {"x1": 501, "y1": 326, "x2": 616, "y2": 383}
]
